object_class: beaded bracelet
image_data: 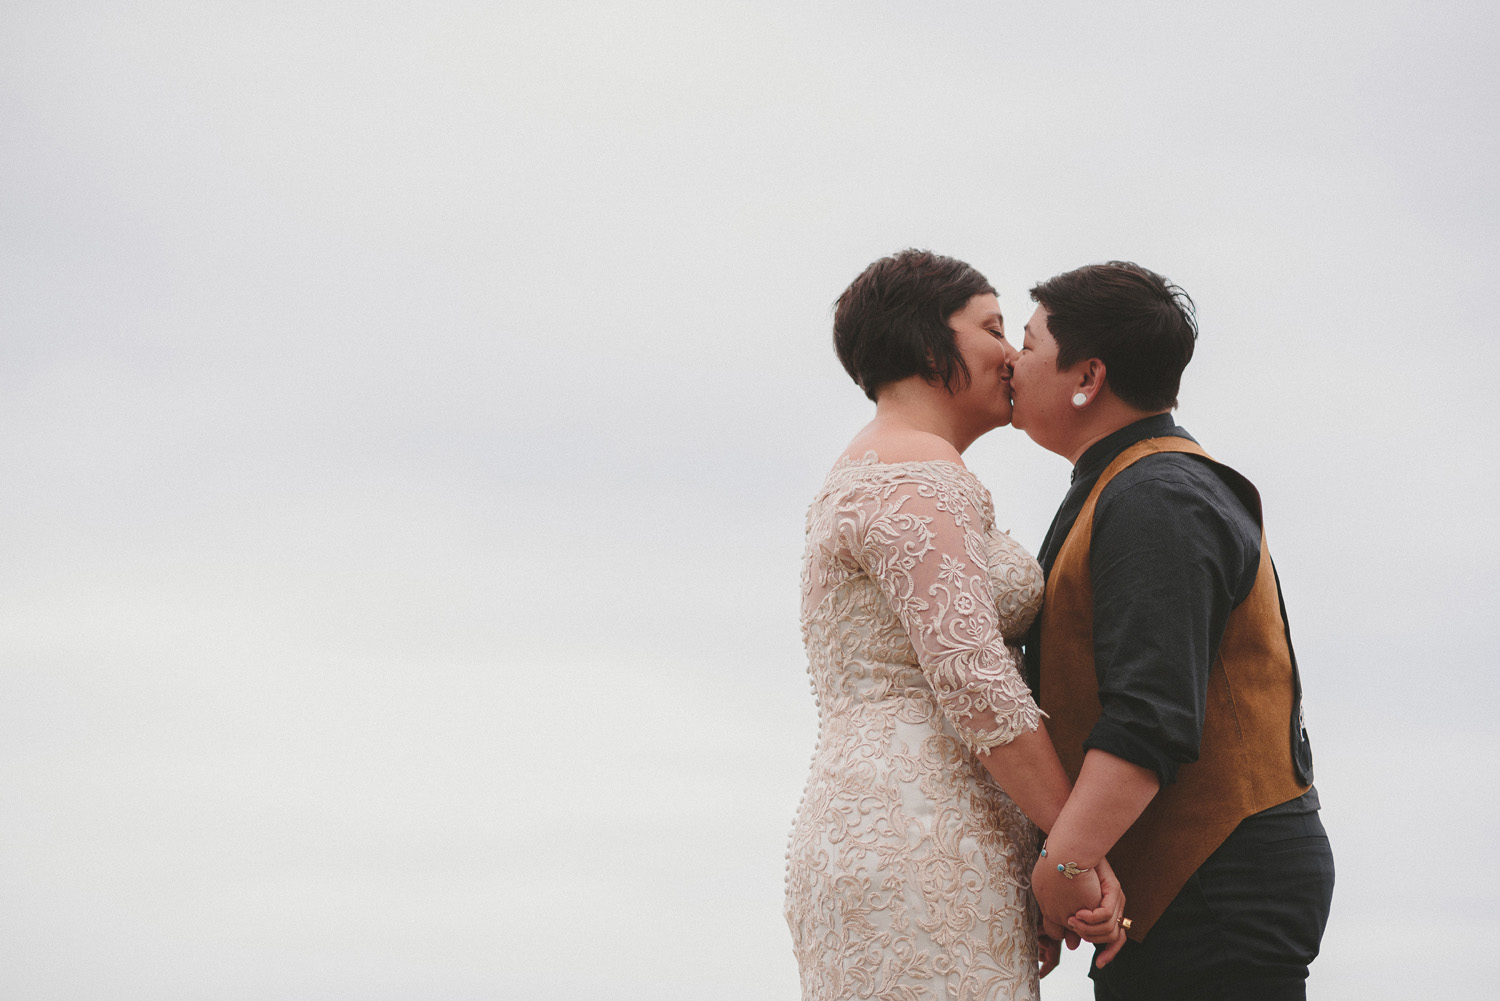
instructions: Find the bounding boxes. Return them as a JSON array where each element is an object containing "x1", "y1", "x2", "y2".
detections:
[{"x1": 1039, "y1": 843, "x2": 1094, "y2": 880}]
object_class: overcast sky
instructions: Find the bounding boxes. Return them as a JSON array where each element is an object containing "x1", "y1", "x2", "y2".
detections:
[{"x1": 2, "y1": 2, "x2": 1497, "y2": 998}]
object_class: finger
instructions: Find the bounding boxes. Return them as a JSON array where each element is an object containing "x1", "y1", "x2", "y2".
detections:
[
  {"x1": 1067, "y1": 914, "x2": 1117, "y2": 939},
  {"x1": 1042, "y1": 917, "x2": 1069, "y2": 941},
  {"x1": 1071, "y1": 904, "x2": 1113, "y2": 925},
  {"x1": 1065, "y1": 930, "x2": 1081, "y2": 951},
  {"x1": 1095, "y1": 930, "x2": 1128, "y2": 968},
  {"x1": 1037, "y1": 931, "x2": 1061, "y2": 978}
]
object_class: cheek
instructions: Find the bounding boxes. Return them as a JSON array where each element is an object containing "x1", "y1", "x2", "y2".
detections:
[{"x1": 1017, "y1": 362, "x2": 1050, "y2": 391}]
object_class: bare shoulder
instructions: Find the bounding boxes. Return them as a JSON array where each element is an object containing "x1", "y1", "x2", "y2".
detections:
[{"x1": 840, "y1": 428, "x2": 965, "y2": 466}]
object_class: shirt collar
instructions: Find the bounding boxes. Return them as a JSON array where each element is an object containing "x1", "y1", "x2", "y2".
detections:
[{"x1": 1071, "y1": 413, "x2": 1189, "y2": 484}]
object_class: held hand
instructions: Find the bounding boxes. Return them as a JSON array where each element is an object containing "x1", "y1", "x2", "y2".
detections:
[
  {"x1": 1066, "y1": 856, "x2": 1128, "y2": 968},
  {"x1": 1031, "y1": 853, "x2": 1104, "y2": 932},
  {"x1": 1041, "y1": 915, "x2": 1080, "y2": 952},
  {"x1": 1066, "y1": 855, "x2": 1124, "y2": 940}
]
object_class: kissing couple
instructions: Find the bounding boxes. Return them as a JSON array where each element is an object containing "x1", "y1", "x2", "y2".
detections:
[{"x1": 784, "y1": 250, "x2": 1334, "y2": 1000}]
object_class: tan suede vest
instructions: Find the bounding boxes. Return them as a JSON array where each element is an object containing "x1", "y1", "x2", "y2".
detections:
[{"x1": 1039, "y1": 438, "x2": 1310, "y2": 940}]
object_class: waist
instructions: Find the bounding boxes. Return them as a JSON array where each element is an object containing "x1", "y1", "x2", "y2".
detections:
[{"x1": 817, "y1": 686, "x2": 940, "y2": 716}]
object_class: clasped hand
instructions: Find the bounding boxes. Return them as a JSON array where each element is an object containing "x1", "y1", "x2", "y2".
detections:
[{"x1": 1033, "y1": 854, "x2": 1127, "y2": 974}]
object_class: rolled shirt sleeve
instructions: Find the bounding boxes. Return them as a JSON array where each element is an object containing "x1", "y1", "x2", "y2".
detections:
[{"x1": 1082, "y1": 459, "x2": 1262, "y2": 786}]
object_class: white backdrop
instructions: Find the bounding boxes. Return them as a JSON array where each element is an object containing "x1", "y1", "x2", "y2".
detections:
[{"x1": 2, "y1": 2, "x2": 1496, "y2": 998}]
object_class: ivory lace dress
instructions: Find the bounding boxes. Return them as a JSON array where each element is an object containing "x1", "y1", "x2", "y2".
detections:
[{"x1": 784, "y1": 455, "x2": 1047, "y2": 1001}]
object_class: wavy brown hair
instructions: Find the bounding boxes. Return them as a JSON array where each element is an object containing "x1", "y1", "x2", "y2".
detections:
[{"x1": 834, "y1": 249, "x2": 997, "y2": 402}]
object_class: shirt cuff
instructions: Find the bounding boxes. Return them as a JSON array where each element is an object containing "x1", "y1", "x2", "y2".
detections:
[{"x1": 1083, "y1": 718, "x2": 1180, "y2": 787}]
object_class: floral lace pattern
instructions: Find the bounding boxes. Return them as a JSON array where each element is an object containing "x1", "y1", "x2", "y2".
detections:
[{"x1": 785, "y1": 455, "x2": 1046, "y2": 1001}]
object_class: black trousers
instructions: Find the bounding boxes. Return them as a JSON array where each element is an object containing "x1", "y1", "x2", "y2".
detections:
[{"x1": 1091, "y1": 809, "x2": 1335, "y2": 1001}]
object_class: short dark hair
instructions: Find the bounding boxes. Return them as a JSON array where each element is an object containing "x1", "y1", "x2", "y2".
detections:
[
  {"x1": 834, "y1": 249, "x2": 996, "y2": 402},
  {"x1": 1029, "y1": 262, "x2": 1198, "y2": 411}
]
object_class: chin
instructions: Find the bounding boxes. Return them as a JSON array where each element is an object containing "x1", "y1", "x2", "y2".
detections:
[{"x1": 1010, "y1": 400, "x2": 1040, "y2": 433}]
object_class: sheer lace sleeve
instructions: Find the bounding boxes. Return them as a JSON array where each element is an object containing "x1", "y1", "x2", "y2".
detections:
[{"x1": 848, "y1": 465, "x2": 1042, "y2": 754}]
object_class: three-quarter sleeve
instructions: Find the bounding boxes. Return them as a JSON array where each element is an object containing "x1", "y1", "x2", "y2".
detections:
[{"x1": 850, "y1": 471, "x2": 1042, "y2": 754}]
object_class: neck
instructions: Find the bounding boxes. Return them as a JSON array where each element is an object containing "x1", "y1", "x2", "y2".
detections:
[
  {"x1": 1063, "y1": 401, "x2": 1168, "y2": 465},
  {"x1": 871, "y1": 380, "x2": 985, "y2": 454}
]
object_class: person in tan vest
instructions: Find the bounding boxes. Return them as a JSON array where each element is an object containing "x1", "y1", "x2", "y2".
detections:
[{"x1": 1008, "y1": 262, "x2": 1332, "y2": 1000}]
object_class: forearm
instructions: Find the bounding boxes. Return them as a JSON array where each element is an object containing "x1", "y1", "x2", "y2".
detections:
[
  {"x1": 977, "y1": 720, "x2": 1073, "y2": 834},
  {"x1": 1044, "y1": 749, "x2": 1159, "y2": 864},
  {"x1": 1029, "y1": 749, "x2": 1156, "y2": 929}
]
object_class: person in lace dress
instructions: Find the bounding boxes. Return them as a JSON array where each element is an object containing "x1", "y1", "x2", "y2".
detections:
[{"x1": 785, "y1": 250, "x2": 1126, "y2": 1001}]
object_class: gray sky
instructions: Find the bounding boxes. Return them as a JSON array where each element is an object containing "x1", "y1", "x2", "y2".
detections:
[{"x1": 2, "y1": 1, "x2": 1496, "y2": 998}]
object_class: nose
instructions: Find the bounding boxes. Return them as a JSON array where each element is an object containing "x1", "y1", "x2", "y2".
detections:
[{"x1": 1001, "y1": 339, "x2": 1018, "y2": 367}]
